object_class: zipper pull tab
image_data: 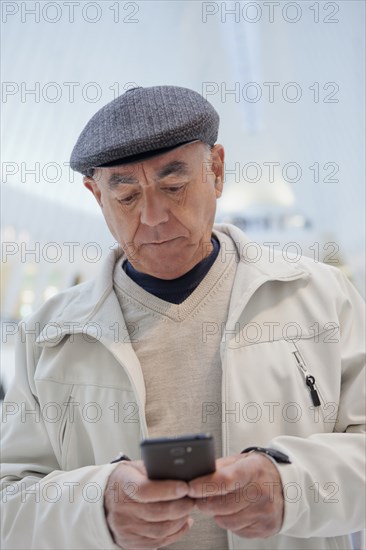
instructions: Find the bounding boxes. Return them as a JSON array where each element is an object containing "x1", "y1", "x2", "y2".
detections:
[{"x1": 306, "y1": 375, "x2": 321, "y2": 407}]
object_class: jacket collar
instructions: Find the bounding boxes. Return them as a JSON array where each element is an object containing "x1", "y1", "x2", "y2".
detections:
[
  {"x1": 35, "y1": 245, "x2": 148, "y2": 430},
  {"x1": 213, "y1": 224, "x2": 309, "y2": 332},
  {"x1": 214, "y1": 223, "x2": 309, "y2": 280},
  {"x1": 35, "y1": 246, "x2": 123, "y2": 346},
  {"x1": 36, "y1": 224, "x2": 308, "y2": 344}
]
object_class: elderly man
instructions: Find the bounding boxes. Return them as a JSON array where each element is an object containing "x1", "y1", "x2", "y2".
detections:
[{"x1": 1, "y1": 86, "x2": 365, "y2": 550}]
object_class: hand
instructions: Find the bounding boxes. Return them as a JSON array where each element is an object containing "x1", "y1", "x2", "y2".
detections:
[
  {"x1": 188, "y1": 452, "x2": 284, "y2": 539},
  {"x1": 104, "y1": 460, "x2": 195, "y2": 549}
]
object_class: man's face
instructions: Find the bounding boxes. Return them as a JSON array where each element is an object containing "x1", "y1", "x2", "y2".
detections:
[{"x1": 84, "y1": 141, "x2": 225, "y2": 279}]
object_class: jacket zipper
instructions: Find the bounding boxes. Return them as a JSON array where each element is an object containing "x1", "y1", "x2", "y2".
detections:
[{"x1": 292, "y1": 348, "x2": 321, "y2": 407}]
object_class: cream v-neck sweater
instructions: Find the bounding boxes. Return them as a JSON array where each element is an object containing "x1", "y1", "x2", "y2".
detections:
[{"x1": 113, "y1": 230, "x2": 238, "y2": 549}]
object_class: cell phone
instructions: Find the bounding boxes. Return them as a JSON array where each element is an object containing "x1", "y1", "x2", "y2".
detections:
[{"x1": 140, "y1": 433, "x2": 216, "y2": 482}]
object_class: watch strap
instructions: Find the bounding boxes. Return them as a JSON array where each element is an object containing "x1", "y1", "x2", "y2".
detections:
[
  {"x1": 241, "y1": 446, "x2": 291, "y2": 464},
  {"x1": 110, "y1": 453, "x2": 132, "y2": 464}
]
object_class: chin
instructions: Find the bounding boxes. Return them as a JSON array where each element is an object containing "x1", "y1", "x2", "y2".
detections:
[
  {"x1": 149, "y1": 264, "x2": 186, "y2": 279},
  {"x1": 141, "y1": 256, "x2": 191, "y2": 279},
  {"x1": 132, "y1": 241, "x2": 203, "y2": 278}
]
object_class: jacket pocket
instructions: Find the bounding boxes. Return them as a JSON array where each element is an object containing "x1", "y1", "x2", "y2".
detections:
[
  {"x1": 225, "y1": 337, "x2": 336, "y2": 443},
  {"x1": 287, "y1": 339, "x2": 333, "y2": 425},
  {"x1": 58, "y1": 386, "x2": 74, "y2": 462},
  {"x1": 290, "y1": 341, "x2": 325, "y2": 408}
]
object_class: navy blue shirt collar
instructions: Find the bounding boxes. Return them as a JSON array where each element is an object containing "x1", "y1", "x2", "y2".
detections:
[{"x1": 122, "y1": 236, "x2": 220, "y2": 304}]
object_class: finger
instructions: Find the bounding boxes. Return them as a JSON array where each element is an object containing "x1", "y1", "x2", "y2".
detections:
[
  {"x1": 136, "y1": 479, "x2": 189, "y2": 503},
  {"x1": 195, "y1": 490, "x2": 244, "y2": 516},
  {"x1": 234, "y1": 520, "x2": 279, "y2": 539},
  {"x1": 188, "y1": 454, "x2": 259, "y2": 498},
  {"x1": 159, "y1": 517, "x2": 194, "y2": 548},
  {"x1": 133, "y1": 497, "x2": 195, "y2": 522},
  {"x1": 113, "y1": 462, "x2": 189, "y2": 503},
  {"x1": 197, "y1": 472, "x2": 270, "y2": 511},
  {"x1": 216, "y1": 511, "x2": 280, "y2": 539},
  {"x1": 187, "y1": 468, "x2": 241, "y2": 499},
  {"x1": 127, "y1": 515, "x2": 192, "y2": 540},
  {"x1": 121, "y1": 518, "x2": 194, "y2": 549},
  {"x1": 214, "y1": 512, "x2": 258, "y2": 534},
  {"x1": 214, "y1": 507, "x2": 258, "y2": 531}
]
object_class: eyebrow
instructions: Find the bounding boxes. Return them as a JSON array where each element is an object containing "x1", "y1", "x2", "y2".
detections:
[
  {"x1": 155, "y1": 160, "x2": 190, "y2": 180},
  {"x1": 107, "y1": 173, "x2": 139, "y2": 188},
  {"x1": 107, "y1": 160, "x2": 190, "y2": 189}
]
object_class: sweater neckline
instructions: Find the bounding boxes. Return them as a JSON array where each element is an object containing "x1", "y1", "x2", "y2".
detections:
[
  {"x1": 122, "y1": 236, "x2": 220, "y2": 304},
  {"x1": 113, "y1": 231, "x2": 238, "y2": 322}
]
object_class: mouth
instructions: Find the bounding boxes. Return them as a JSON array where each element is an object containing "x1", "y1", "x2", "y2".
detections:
[{"x1": 144, "y1": 237, "x2": 182, "y2": 245}]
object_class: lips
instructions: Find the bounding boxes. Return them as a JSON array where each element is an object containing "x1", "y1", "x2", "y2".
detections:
[
  {"x1": 143, "y1": 237, "x2": 182, "y2": 245},
  {"x1": 149, "y1": 240, "x2": 172, "y2": 244}
]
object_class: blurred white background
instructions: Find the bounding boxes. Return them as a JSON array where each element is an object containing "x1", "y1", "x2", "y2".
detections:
[{"x1": 1, "y1": 1, "x2": 365, "y2": 392}]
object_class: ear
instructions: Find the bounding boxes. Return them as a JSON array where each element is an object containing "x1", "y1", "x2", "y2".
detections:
[
  {"x1": 83, "y1": 175, "x2": 103, "y2": 208},
  {"x1": 211, "y1": 144, "x2": 225, "y2": 198}
]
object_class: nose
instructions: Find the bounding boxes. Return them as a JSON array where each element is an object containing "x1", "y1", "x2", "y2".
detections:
[{"x1": 140, "y1": 190, "x2": 169, "y2": 227}]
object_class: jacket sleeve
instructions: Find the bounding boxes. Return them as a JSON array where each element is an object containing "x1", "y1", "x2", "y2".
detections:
[
  {"x1": 270, "y1": 269, "x2": 366, "y2": 538},
  {"x1": 0, "y1": 322, "x2": 121, "y2": 550}
]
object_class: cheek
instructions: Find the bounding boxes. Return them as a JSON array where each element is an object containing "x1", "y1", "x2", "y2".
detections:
[
  {"x1": 189, "y1": 187, "x2": 217, "y2": 223},
  {"x1": 108, "y1": 208, "x2": 145, "y2": 256},
  {"x1": 101, "y1": 202, "x2": 130, "y2": 243}
]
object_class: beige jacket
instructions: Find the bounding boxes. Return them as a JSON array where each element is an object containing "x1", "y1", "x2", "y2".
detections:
[{"x1": 1, "y1": 224, "x2": 365, "y2": 549}]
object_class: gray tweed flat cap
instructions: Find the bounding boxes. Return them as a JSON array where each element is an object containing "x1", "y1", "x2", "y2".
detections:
[{"x1": 70, "y1": 85, "x2": 220, "y2": 175}]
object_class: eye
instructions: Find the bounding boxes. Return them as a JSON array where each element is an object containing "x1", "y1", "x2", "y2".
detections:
[
  {"x1": 118, "y1": 193, "x2": 139, "y2": 205},
  {"x1": 164, "y1": 185, "x2": 185, "y2": 193}
]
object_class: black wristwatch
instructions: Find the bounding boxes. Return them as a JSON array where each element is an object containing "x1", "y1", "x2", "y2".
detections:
[
  {"x1": 241, "y1": 446, "x2": 291, "y2": 464},
  {"x1": 110, "y1": 453, "x2": 132, "y2": 464}
]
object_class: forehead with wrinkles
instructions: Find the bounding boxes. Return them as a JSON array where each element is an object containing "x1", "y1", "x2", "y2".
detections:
[{"x1": 93, "y1": 142, "x2": 212, "y2": 188}]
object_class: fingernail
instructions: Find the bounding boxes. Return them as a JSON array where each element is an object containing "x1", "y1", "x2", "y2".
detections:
[
  {"x1": 176, "y1": 483, "x2": 187, "y2": 497},
  {"x1": 187, "y1": 487, "x2": 196, "y2": 498},
  {"x1": 187, "y1": 517, "x2": 194, "y2": 528}
]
